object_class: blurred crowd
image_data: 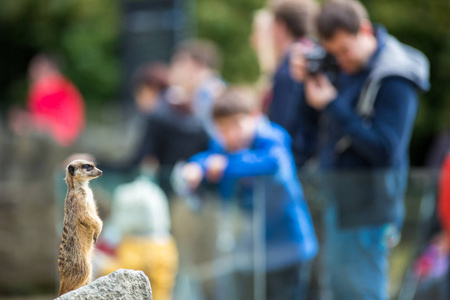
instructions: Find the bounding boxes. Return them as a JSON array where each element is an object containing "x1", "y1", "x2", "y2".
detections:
[{"x1": 5, "y1": 0, "x2": 450, "y2": 299}]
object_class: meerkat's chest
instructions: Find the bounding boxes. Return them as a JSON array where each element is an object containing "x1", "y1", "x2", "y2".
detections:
[
  {"x1": 84, "y1": 190, "x2": 96, "y2": 210},
  {"x1": 77, "y1": 185, "x2": 97, "y2": 214},
  {"x1": 84, "y1": 188, "x2": 93, "y2": 203}
]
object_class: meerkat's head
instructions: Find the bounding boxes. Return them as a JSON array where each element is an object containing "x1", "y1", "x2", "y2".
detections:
[{"x1": 66, "y1": 159, "x2": 102, "y2": 182}]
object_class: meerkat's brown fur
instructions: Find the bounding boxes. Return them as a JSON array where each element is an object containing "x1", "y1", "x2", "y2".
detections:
[{"x1": 58, "y1": 159, "x2": 103, "y2": 296}]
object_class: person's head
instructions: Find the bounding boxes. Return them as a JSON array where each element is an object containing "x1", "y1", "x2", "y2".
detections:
[
  {"x1": 170, "y1": 39, "x2": 221, "y2": 90},
  {"x1": 28, "y1": 53, "x2": 62, "y2": 83},
  {"x1": 212, "y1": 87, "x2": 260, "y2": 152},
  {"x1": 133, "y1": 63, "x2": 169, "y2": 114},
  {"x1": 270, "y1": 0, "x2": 318, "y2": 57},
  {"x1": 316, "y1": 0, "x2": 377, "y2": 74}
]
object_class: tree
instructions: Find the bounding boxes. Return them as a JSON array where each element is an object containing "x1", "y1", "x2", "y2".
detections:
[
  {"x1": 195, "y1": 0, "x2": 265, "y2": 83},
  {"x1": 0, "y1": 0, "x2": 121, "y2": 111}
]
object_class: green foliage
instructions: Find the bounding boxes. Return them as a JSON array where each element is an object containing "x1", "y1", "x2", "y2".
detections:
[
  {"x1": 0, "y1": 0, "x2": 121, "y2": 108},
  {"x1": 195, "y1": 0, "x2": 266, "y2": 83},
  {"x1": 362, "y1": 0, "x2": 450, "y2": 164}
]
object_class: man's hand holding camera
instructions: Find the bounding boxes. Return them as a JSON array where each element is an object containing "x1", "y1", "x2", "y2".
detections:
[
  {"x1": 290, "y1": 42, "x2": 337, "y2": 110},
  {"x1": 305, "y1": 74, "x2": 337, "y2": 110}
]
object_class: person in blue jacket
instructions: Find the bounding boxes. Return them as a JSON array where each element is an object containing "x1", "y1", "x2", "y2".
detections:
[
  {"x1": 290, "y1": 0, "x2": 430, "y2": 299},
  {"x1": 182, "y1": 87, "x2": 318, "y2": 300}
]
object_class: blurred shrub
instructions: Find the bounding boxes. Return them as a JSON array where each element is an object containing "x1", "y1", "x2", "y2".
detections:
[
  {"x1": 195, "y1": 0, "x2": 265, "y2": 83},
  {"x1": 363, "y1": 0, "x2": 450, "y2": 164},
  {"x1": 0, "y1": 0, "x2": 121, "y2": 109}
]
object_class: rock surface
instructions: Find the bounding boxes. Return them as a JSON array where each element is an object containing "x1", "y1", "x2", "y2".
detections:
[{"x1": 55, "y1": 269, "x2": 152, "y2": 300}]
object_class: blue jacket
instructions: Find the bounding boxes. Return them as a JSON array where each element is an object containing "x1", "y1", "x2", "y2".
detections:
[
  {"x1": 189, "y1": 117, "x2": 318, "y2": 270},
  {"x1": 269, "y1": 53, "x2": 318, "y2": 167},
  {"x1": 301, "y1": 26, "x2": 430, "y2": 227}
]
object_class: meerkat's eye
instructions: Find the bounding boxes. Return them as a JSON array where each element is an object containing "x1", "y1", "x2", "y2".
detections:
[{"x1": 83, "y1": 164, "x2": 94, "y2": 171}]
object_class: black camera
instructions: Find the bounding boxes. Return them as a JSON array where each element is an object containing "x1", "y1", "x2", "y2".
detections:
[{"x1": 302, "y1": 42, "x2": 337, "y2": 76}]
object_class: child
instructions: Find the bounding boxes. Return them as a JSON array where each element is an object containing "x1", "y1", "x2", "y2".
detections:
[
  {"x1": 96, "y1": 173, "x2": 178, "y2": 300},
  {"x1": 182, "y1": 87, "x2": 318, "y2": 300}
]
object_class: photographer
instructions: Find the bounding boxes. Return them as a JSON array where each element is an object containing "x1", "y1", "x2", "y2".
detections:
[
  {"x1": 267, "y1": 0, "x2": 319, "y2": 167},
  {"x1": 290, "y1": 0, "x2": 429, "y2": 299}
]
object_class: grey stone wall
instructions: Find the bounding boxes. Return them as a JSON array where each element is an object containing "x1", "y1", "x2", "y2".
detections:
[{"x1": 0, "y1": 134, "x2": 62, "y2": 294}]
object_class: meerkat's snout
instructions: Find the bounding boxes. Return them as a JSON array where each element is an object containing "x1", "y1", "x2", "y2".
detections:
[{"x1": 92, "y1": 167, "x2": 102, "y2": 178}]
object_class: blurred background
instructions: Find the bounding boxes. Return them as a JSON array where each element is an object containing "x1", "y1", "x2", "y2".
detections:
[
  {"x1": 1, "y1": 0, "x2": 449, "y2": 163},
  {"x1": 0, "y1": 0, "x2": 449, "y2": 299}
]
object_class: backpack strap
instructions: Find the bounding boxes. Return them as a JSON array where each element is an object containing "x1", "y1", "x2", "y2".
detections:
[
  {"x1": 356, "y1": 77, "x2": 382, "y2": 121},
  {"x1": 334, "y1": 76, "x2": 381, "y2": 154}
]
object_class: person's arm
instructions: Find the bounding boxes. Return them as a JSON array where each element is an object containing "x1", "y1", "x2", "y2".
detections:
[
  {"x1": 292, "y1": 84, "x2": 320, "y2": 167},
  {"x1": 188, "y1": 150, "x2": 215, "y2": 169},
  {"x1": 325, "y1": 77, "x2": 418, "y2": 166},
  {"x1": 182, "y1": 149, "x2": 218, "y2": 191},
  {"x1": 223, "y1": 143, "x2": 282, "y2": 177},
  {"x1": 187, "y1": 137, "x2": 285, "y2": 180}
]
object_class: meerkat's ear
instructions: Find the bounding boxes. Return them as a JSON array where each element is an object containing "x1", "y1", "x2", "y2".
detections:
[{"x1": 68, "y1": 165, "x2": 75, "y2": 176}]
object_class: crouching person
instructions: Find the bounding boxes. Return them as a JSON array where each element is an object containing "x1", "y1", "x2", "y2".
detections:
[{"x1": 182, "y1": 87, "x2": 318, "y2": 300}]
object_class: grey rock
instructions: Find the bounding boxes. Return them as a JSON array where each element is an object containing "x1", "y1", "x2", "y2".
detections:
[{"x1": 56, "y1": 269, "x2": 152, "y2": 300}]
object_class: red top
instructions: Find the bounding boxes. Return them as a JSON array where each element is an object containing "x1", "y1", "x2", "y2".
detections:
[
  {"x1": 438, "y1": 153, "x2": 450, "y2": 240},
  {"x1": 28, "y1": 74, "x2": 85, "y2": 146}
]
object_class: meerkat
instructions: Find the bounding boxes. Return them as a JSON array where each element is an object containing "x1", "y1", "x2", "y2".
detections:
[{"x1": 58, "y1": 159, "x2": 103, "y2": 296}]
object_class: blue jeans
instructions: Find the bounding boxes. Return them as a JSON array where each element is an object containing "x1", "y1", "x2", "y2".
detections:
[{"x1": 325, "y1": 204, "x2": 399, "y2": 300}]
